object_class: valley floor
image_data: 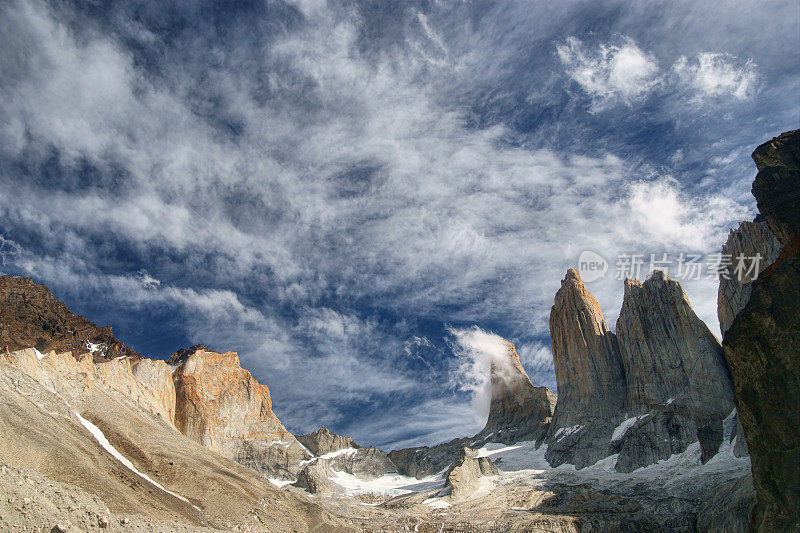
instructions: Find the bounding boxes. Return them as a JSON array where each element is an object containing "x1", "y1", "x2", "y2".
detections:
[{"x1": 278, "y1": 437, "x2": 752, "y2": 532}]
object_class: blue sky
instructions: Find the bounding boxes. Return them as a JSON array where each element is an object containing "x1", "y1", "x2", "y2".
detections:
[{"x1": 1, "y1": 0, "x2": 798, "y2": 449}]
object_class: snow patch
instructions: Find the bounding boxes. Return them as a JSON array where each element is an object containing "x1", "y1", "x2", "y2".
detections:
[
  {"x1": 554, "y1": 425, "x2": 583, "y2": 441},
  {"x1": 328, "y1": 469, "x2": 445, "y2": 497},
  {"x1": 268, "y1": 478, "x2": 295, "y2": 488},
  {"x1": 32, "y1": 348, "x2": 46, "y2": 360},
  {"x1": 71, "y1": 410, "x2": 200, "y2": 511},
  {"x1": 611, "y1": 414, "x2": 649, "y2": 442},
  {"x1": 423, "y1": 498, "x2": 451, "y2": 508},
  {"x1": 84, "y1": 341, "x2": 104, "y2": 354}
]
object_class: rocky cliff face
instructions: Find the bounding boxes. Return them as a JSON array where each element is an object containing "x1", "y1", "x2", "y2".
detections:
[
  {"x1": 723, "y1": 129, "x2": 800, "y2": 531},
  {"x1": 473, "y1": 342, "x2": 556, "y2": 445},
  {"x1": 390, "y1": 339, "x2": 555, "y2": 478},
  {"x1": 296, "y1": 427, "x2": 358, "y2": 456},
  {"x1": 718, "y1": 217, "x2": 782, "y2": 335},
  {"x1": 618, "y1": 272, "x2": 733, "y2": 420},
  {"x1": 0, "y1": 346, "x2": 348, "y2": 530},
  {"x1": 545, "y1": 269, "x2": 627, "y2": 468},
  {"x1": 170, "y1": 346, "x2": 311, "y2": 479},
  {"x1": 0, "y1": 276, "x2": 141, "y2": 361},
  {"x1": 613, "y1": 271, "x2": 735, "y2": 472},
  {"x1": 294, "y1": 426, "x2": 397, "y2": 483},
  {"x1": 750, "y1": 130, "x2": 800, "y2": 249},
  {"x1": 545, "y1": 268, "x2": 737, "y2": 472}
]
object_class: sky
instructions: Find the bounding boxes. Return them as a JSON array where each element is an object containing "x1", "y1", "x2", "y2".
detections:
[{"x1": 1, "y1": 0, "x2": 798, "y2": 450}]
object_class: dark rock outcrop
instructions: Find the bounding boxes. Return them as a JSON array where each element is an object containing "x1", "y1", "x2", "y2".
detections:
[
  {"x1": 722, "y1": 130, "x2": 800, "y2": 532},
  {"x1": 0, "y1": 276, "x2": 141, "y2": 361},
  {"x1": 718, "y1": 218, "x2": 782, "y2": 335},
  {"x1": 750, "y1": 130, "x2": 800, "y2": 249}
]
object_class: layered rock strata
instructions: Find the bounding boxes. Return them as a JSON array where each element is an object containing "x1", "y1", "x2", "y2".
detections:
[{"x1": 723, "y1": 129, "x2": 800, "y2": 531}]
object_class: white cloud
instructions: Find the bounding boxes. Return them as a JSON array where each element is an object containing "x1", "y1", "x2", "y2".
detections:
[
  {"x1": 0, "y1": 0, "x2": 773, "y2": 445},
  {"x1": 557, "y1": 36, "x2": 660, "y2": 108},
  {"x1": 448, "y1": 326, "x2": 516, "y2": 428},
  {"x1": 673, "y1": 53, "x2": 759, "y2": 101}
]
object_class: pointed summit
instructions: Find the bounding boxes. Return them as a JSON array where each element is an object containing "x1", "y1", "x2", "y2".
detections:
[
  {"x1": 545, "y1": 269, "x2": 626, "y2": 467},
  {"x1": 474, "y1": 341, "x2": 555, "y2": 444}
]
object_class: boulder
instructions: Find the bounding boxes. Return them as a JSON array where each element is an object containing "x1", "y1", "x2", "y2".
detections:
[{"x1": 444, "y1": 448, "x2": 498, "y2": 499}]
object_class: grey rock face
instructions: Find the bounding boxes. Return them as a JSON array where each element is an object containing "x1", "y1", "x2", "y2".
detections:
[
  {"x1": 718, "y1": 218, "x2": 782, "y2": 335},
  {"x1": 473, "y1": 341, "x2": 556, "y2": 445},
  {"x1": 296, "y1": 427, "x2": 357, "y2": 456},
  {"x1": 444, "y1": 448, "x2": 498, "y2": 499},
  {"x1": 617, "y1": 271, "x2": 734, "y2": 423},
  {"x1": 545, "y1": 269, "x2": 627, "y2": 468},
  {"x1": 327, "y1": 447, "x2": 397, "y2": 480},
  {"x1": 388, "y1": 438, "x2": 468, "y2": 479},
  {"x1": 545, "y1": 269, "x2": 736, "y2": 472},
  {"x1": 293, "y1": 427, "x2": 396, "y2": 485},
  {"x1": 614, "y1": 410, "x2": 699, "y2": 473},
  {"x1": 292, "y1": 460, "x2": 343, "y2": 496},
  {"x1": 695, "y1": 474, "x2": 755, "y2": 533}
]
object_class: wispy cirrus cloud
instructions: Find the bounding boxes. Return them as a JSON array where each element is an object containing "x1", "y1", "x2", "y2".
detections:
[{"x1": 1, "y1": 0, "x2": 797, "y2": 449}]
